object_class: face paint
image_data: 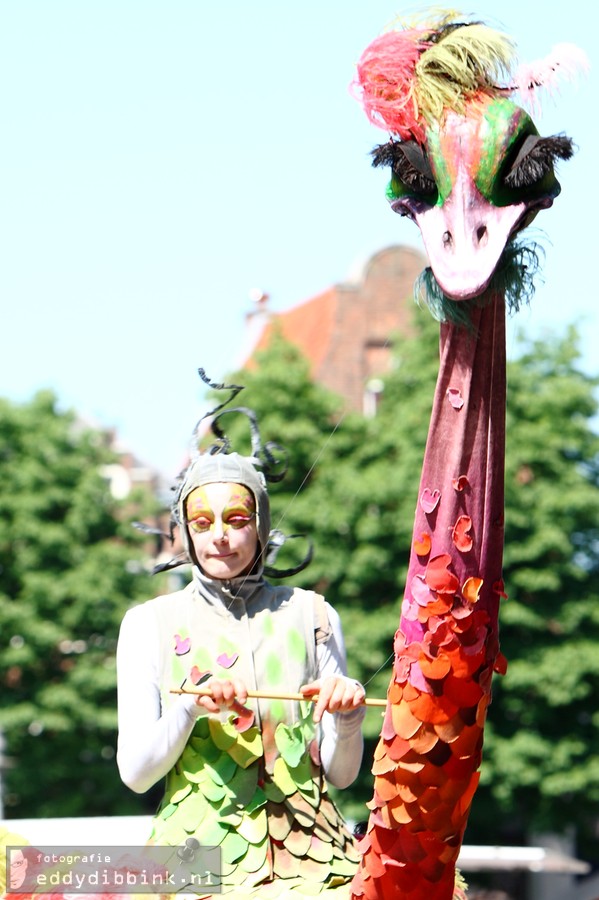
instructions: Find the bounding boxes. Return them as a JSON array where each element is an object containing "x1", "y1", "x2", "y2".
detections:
[
  {"x1": 185, "y1": 483, "x2": 259, "y2": 580},
  {"x1": 186, "y1": 484, "x2": 256, "y2": 534}
]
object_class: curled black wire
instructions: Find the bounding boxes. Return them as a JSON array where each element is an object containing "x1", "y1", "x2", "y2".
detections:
[
  {"x1": 190, "y1": 369, "x2": 288, "y2": 483},
  {"x1": 263, "y1": 530, "x2": 314, "y2": 579}
]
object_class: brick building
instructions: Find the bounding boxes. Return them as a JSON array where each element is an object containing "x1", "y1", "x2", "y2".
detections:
[{"x1": 245, "y1": 244, "x2": 426, "y2": 414}]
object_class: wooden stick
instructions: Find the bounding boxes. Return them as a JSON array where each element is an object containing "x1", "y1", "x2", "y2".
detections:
[{"x1": 170, "y1": 687, "x2": 387, "y2": 708}]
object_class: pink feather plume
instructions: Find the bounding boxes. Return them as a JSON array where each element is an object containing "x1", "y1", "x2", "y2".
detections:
[
  {"x1": 352, "y1": 28, "x2": 431, "y2": 142},
  {"x1": 513, "y1": 43, "x2": 590, "y2": 113}
]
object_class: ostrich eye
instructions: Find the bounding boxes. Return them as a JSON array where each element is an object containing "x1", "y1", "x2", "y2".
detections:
[
  {"x1": 372, "y1": 140, "x2": 438, "y2": 198},
  {"x1": 503, "y1": 133, "x2": 574, "y2": 190}
]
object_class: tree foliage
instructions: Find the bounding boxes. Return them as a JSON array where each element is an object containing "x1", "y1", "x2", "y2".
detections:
[
  {"x1": 0, "y1": 391, "x2": 159, "y2": 817},
  {"x1": 470, "y1": 325, "x2": 599, "y2": 853}
]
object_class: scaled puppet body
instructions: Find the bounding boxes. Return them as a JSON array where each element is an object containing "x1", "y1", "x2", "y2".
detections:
[{"x1": 352, "y1": 15, "x2": 585, "y2": 900}]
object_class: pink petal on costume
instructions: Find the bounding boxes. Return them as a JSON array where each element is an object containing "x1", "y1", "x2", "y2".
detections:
[
  {"x1": 174, "y1": 634, "x2": 191, "y2": 655},
  {"x1": 217, "y1": 652, "x2": 239, "y2": 669},
  {"x1": 420, "y1": 488, "x2": 441, "y2": 513},
  {"x1": 190, "y1": 666, "x2": 211, "y2": 685},
  {"x1": 381, "y1": 707, "x2": 396, "y2": 741},
  {"x1": 232, "y1": 707, "x2": 255, "y2": 732},
  {"x1": 447, "y1": 388, "x2": 464, "y2": 409},
  {"x1": 409, "y1": 660, "x2": 430, "y2": 693},
  {"x1": 400, "y1": 618, "x2": 426, "y2": 644},
  {"x1": 402, "y1": 596, "x2": 419, "y2": 621},
  {"x1": 411, "y1": 574, "x2": 433, "y2": 607},
  {"x1": 394, "y1": 653, "x2": 412, "y2": 682}
]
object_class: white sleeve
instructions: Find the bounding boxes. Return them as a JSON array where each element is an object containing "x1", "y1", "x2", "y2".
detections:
[
  {"x1": 116, "y1": 604, "x2": 201, "y2": 794},
  {"x1": 317, "y1": 602, "x2": 365, "y2": 789}
]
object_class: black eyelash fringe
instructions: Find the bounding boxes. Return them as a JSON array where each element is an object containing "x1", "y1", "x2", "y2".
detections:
[{"x1": 504, "y1": 134, "x2": 574, "y2": 189}]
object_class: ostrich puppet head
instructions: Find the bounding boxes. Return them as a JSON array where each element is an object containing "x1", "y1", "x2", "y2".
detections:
[{"x1": 353, "y1": 13, "x2": 587, "y2": 309}]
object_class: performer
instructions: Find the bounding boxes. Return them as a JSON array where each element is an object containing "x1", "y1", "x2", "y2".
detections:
[{"x1": 116, "y1": 375, "x2": 365, "y2": 897}]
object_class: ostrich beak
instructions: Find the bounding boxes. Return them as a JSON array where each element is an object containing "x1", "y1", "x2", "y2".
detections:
[{"x1": 398, "y1": 169, "x2": 552, "y2": 301}]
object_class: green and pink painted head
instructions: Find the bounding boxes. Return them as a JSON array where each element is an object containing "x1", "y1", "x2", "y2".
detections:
[{"x1": 353, "y1": 12, "x2": 587, "y2": 304}]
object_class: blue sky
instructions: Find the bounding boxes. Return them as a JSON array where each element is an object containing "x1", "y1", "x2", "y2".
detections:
[{"x1": 1, "y1": 1, "x2": 597, "y2": 477}]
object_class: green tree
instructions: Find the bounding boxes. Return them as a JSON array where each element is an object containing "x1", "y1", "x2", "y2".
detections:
[
  {"x1": 468, "y1": 326, "x2": 599, "y2": 854},
  {"x1": 220, "y1": 330, "x2": 371, "y2": 586},
  {"x1": 0, "y1": 391, "x2": 160, "y2": 817}
]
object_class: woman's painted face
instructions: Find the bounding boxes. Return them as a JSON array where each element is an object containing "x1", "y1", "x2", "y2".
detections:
[{"x1": 185, "y1": 482, "x2": 258, "y2": 580}]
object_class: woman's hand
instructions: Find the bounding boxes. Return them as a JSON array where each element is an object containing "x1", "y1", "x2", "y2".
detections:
[
  {"x1": 300, "y1": 676, "x2": 366, "y2": 724},
  {"x1": 194, "y1": 677, "x2": 250, "y2": 717}
]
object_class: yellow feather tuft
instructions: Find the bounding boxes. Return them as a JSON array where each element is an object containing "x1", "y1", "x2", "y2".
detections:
[{"x1": 415, "y1": 23, "x2": 517, "y2": 122}]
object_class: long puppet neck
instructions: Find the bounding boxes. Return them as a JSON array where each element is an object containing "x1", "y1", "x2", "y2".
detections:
[{"x1": 352, "y1": 296, "x2": 507, "y2": 899}]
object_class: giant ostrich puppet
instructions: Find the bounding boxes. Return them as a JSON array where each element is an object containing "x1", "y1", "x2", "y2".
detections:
[{"x1": 350, "y1": 12, "x2": 587, "y2": 900}]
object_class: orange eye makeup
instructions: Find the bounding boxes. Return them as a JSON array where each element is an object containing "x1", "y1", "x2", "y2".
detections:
[{"x1": 185, "y1": 485, "x2": 256, "y2": 534}]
